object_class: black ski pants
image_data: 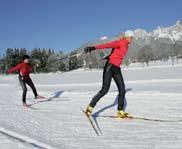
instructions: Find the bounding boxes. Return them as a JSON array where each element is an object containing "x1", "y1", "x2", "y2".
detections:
[
  {"x1": 89, "y1": 61, "x2": 125, "y2": 110},
  {"x1": 19, "y1": 76, "x2": 38, "y2": 103}
]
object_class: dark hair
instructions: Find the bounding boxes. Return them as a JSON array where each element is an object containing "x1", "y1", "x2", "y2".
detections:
[{"x1": 22, "y1": 55, "x2": 30, "y2": 60}]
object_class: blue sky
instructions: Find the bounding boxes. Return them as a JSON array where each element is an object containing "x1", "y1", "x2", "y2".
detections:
[{"x1": 0, "y1": 0, "x2": 181, "y2": 56}]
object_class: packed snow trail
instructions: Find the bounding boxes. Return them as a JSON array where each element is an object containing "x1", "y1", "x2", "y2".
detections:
[
  {"x1": 0, "y1": 65, "x2": 182, "y2": 148},
  {"x1": 0, "y1": 127, "x2": 55, "y2": 149}
]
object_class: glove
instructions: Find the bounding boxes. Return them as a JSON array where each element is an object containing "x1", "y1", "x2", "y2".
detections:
[{"x1": 84, "y1": 46, "x2": 96, "y2": 53}]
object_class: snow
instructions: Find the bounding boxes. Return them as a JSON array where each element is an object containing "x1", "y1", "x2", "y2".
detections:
[
  {"x1": 134, "y1": 29, "x2": 148, "y2": 39},
  {"x1": 124, "y1": 59, "x2": 182, "y2": 69},
  {"x1": 0, "y1": 65, "x2": 182, "y2": 149},
  {"x1": 133, "y1": 20, "x2": 182, "y2": 42},
  {"x1": 0, "y1": 127, "x2": 55, "y2": 149}
]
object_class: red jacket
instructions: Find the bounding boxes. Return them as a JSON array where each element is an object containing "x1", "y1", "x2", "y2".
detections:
[
  {"x1": 95, "y1": 38, "x2": 129, "y2": 67},
  {"x1": 8, "y1": 62, "x2": 32, "y2": 79}
]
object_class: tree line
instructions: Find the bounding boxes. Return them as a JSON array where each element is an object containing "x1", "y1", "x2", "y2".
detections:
[
  {"x1": 0, "y1": 47, "x2": 111, "y2": 74},
  {"x1": 0, "y1": 48, "x2": 66, "y2": 74},
  {"x1": 0, "y1": 39, "x2": 182, "y2": 74}
]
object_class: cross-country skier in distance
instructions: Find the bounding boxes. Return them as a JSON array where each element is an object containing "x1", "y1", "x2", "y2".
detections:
[
  {"x1": 84, "y1": 30, "x2": 134, "y2": 118},
  {"x1": 8, "y1": 55, "x2": 44, "y2": 107}
]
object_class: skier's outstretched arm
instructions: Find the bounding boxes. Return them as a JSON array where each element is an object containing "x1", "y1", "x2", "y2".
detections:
[
  {"x1": 8, "y1": 64, "x2": 21, "y2": 73},
  {"x1": 84, "y1": 40, "x2": 120, "y2": 53},
  {"x1": 95, "y1": 40, "x2": 120, "y2": 50}
]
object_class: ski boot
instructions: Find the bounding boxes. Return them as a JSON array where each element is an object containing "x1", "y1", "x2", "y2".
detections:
[
  {"x1": 22, "y1": 102, "x2": 29, "y2": 108},
  {"x1": 117, "y1": 110, "x2": 132, "y2": 118},
  {"x1": 85, "y1": 105, "x2": 93, "y2": 116},
  {"x1": 35, "y1": 95, "x2": 45, "y2": 99}
]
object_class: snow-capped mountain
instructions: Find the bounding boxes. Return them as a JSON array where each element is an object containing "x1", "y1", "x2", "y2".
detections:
[
  {"x1": 76, "y1": 20, "x2": 182, "y2": 62},
  {"x1": 126, "y1": 20, "x2": 182, "y2": 59},
  {"x1": 134, "y1": 29, "x2": 148, "y2": 39},
  {"x1": 78, "y1": 20, "x2": 182, "y2": 51},
  {"x1": 134, "y1": 20, "x2": 182, "y2": 42}
]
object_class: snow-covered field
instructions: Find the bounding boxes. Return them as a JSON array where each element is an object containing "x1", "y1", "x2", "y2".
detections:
[{"x1": 1, "y1": 64, "x2": 182, "y2": 149}]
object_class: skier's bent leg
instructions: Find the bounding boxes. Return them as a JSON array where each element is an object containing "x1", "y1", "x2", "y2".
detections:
[
  {"x1": 113, "y1": 69, "x2": 126, "y2": 110},
  {"x1": 89, "y1": 63, "x2": 112, "y2": 108},
  {"x1": 26, "y1": 78, "x2": 38, "y2": 98},
  {"x1": 90, "y1": 86, "x2": 110, "y2": 107}
]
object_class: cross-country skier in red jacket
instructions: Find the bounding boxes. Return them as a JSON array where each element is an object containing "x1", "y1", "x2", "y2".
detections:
[
  {"x1": 8, "y1": 55, "x2": 44, "y2": 107},
  {"x1": 84, "y1": 30, "x2": 134, "y2": 118}
]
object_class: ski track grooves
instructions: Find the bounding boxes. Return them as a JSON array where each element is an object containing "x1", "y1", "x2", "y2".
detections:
[
  {"x1": 35, "y1": 78, "x2": 182, "y2": 87},
  {"x1": 0, "y1": 126, "x2": 56, "y2": 149}
]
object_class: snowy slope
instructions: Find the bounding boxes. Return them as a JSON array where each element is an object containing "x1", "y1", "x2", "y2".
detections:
[{"x1": 0, "y1": 65, "x2": 182, "y2": 149}]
